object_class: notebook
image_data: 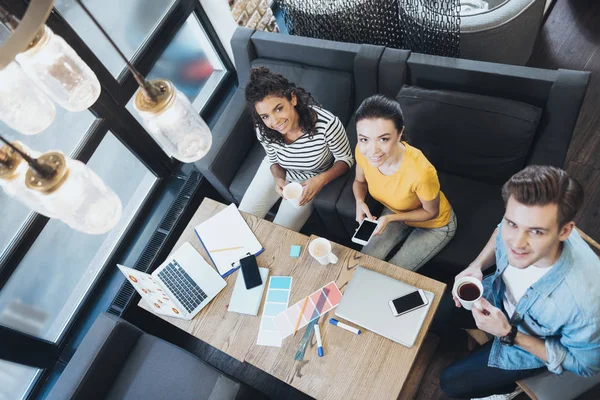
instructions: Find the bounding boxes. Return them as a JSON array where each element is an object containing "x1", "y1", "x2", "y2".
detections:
[
  {"x1": 117, "y1": 242, "x2": 226, "y2": 320},
  {"x1": 228, "y1": 267, "x2": 269, "y2": 316},
  {"x1": 194, "y1": 203, "x2": 264, "y2": 277}
]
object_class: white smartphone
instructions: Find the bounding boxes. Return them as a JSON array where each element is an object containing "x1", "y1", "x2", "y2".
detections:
[
  {"x1": 388, "y1": 290, "x2": 429, "y2": 317},
  {"x1": 351, "y1": 218, "x2": 378, "y2": 245}
]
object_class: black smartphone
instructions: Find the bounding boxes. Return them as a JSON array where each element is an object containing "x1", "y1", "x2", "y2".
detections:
[{"x1": 240, "y1": 254, "x2": 262, "y2": 289}]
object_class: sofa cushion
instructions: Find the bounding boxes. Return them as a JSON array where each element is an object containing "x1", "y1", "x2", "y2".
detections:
[
  {"x1": 397, "y1": 85, "x2": 542, "y2": 184},
  {"x1": 229, "y1": 141, "x2": 267, "y2": 203},
  {"x1": 107, "y1": 335, "x2": 234, "y2": 400},
  {"x1": 251, "y1": 58, "x2": 354, "y2": 126},
  {"x1": 419, "y1": 172, "x2": 505, "y2": 281}
]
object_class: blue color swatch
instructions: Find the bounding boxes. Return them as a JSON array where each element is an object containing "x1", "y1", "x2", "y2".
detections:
[
  {"x1": 269, "y1": 276, "x2": 292, "y2": 290},
  {"x1": 264, "y1": 302, "x2": 288, "y2": 317},
  {"x1": 266, "y1": 289, "x2": 290, "y2": 303}
]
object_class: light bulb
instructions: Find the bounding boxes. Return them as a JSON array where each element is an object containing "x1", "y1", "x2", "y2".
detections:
[
  {"x1": 25, "y1": 151, "x2": 122, "y2": 235},
  {"x1": 0, "y1": 142, "x2": 57, "y2": 217},
  {"x1": 134, "y1": 80, "x2": 212, "y2": 162},
  {"x1": 16, "y1": 25, "x2": 101, "y2": 112},
  {"x1": 0, "y1": 61, "x2": 55, "y2": 134}
]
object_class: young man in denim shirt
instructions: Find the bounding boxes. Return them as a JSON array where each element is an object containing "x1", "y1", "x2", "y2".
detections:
[{"x1": 435, "y1": 166, "x2": 600, "y2": 400}]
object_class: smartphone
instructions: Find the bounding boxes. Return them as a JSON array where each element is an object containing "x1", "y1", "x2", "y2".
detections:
[
  {"x1": 388, "y1": 290, "x2": 429, "y2": 317},
  {"x1": 351, "y1": 218, "x2": 378, "y2": 245},
  {"x1": 239, "y1": 255, "x2": 262, "y2": 290}
]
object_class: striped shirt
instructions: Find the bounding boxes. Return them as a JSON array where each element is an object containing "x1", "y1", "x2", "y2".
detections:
[{"x1": 257, "y1": 106, "x2": 354, "y2": 181}]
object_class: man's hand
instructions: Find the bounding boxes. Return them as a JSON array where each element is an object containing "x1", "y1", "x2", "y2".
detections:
[
  {"x1": 452, "y1": 263, "x2": 484, "y2": 307},
  {"x1": 355, "y1": 201, "x2": 373, "y2": 223},
  {"x1": 299, "y1": 175, "x2": 326, "y2": 206},
  {"x1": 472, "y1": 298, "x2": 511, "y2": 337},
  {"x1": 274, "y1": 178, "x2": 286, "y2": 197},
  {"x1": 373, "y1": 214, "x2": 393, "y2": 236}
]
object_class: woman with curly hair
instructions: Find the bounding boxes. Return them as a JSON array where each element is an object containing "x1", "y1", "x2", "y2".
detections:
[{"x1": 239, "y1": 67, "x2": 354, "y2": 231}]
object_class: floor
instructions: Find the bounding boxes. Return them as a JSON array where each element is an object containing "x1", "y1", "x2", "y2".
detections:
[{"x1": 127, "y1": 1, "x2": 600, "y2": 399}]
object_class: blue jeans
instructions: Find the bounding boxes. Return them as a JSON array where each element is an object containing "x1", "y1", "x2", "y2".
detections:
[
  {"x1": 433, "y1": 292, "x2": 546, "y2": 399},
  {"x1": 362, "y1": 208, "x2": 457, "y2": 271}
]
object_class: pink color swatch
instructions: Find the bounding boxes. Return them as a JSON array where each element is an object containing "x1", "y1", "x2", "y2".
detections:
[{"x1": 273, "y1": 281, "x2": 343, "y2": 339}]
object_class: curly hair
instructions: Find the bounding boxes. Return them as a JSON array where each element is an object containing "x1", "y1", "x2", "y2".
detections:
[{"x1": 245, "y1": 67, "x2": 318, "y2": 145}]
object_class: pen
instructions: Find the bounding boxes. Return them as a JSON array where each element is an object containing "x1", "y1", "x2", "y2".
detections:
[
  {"x1": 293, "y1": 297, "x2": 308, "y2": 336},
  {"x1": 314, "y1": 322, "x2": 324, "y2": 357},
  {"x1": 329, "y1": 318, "x2": 361, "y2": 335},
  {"x1": 208, "y1": 246, "x2": 244, "y2": 253}
]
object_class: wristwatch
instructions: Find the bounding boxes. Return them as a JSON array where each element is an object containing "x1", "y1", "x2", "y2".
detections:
[{"x1": 500, "y1": 325, "x2": 518, "y2": 346}]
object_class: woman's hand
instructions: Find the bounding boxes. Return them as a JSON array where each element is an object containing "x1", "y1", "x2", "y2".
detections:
[
  {"x1": 373, "y1": 214, "x2": 393, "y2": 236},
  {"x1": 274, "y1": 178, "x2": 286, "y2": 197},
  {"x1": 299, "y1": 175, "x2": 326, "y2": 206},
  {"x1": 355, "y1": 201, "x2": 373, "y2": 223}
]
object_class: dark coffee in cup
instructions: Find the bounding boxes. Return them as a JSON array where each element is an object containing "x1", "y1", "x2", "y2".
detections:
[{"x1": 458, "y1": 282, "x2": 480, "y2": 301}]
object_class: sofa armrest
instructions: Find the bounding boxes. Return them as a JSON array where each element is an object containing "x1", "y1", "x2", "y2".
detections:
[
  {"x1": 231, "y1": 27, "x2": 257, "y2": 88},
  {"x1": 194, "y1": 89, "x2": 256, "y2": 203},
  {"x1": 47, "y1": 313, "x2": 143, "y2": 400},
  {"x1": 527, "y1": 69, "x2": 590, "y2": 166}
]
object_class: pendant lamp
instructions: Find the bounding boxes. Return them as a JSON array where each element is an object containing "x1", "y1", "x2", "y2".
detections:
[{"x1": 76, "y1": 0, "x2": 212, "y2": 163}]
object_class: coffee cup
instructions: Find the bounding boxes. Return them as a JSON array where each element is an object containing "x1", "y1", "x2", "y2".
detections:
[
  {"x1": 308, "y1": 238, "x2": 338, "y2": 265},
  {"x1": 282, "y1": 182, "x2": 303, "y2": 209},
  {"x1": 452, "y1": 276, "x2": 484, "y2": 311}
]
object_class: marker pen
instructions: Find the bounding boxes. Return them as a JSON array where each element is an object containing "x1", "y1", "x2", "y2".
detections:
[
  {"x1": 314, "y1": 322, "x2": 324, "y2": 357},
  {"x1": 329, "y1": 318, "x2": 361, "y2": 335}
]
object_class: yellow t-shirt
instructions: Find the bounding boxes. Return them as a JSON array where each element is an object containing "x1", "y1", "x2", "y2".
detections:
[{"x1": 356, "y1": 142, "x2": 452, "y2": 229}]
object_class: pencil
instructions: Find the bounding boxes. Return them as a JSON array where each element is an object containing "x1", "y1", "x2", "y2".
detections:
[
  {"x1": 293, "y1": 297, "x2": 308, "y2": 336},
  {"x1": 208, "y1": 246, "x2": 244, "y2": 253}
]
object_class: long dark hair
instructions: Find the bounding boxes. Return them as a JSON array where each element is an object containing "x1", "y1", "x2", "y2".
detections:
[
  {"x1": 245, "y1": 67, "x2": 318, "y2": 145},
  {"x1": 355, "y1": 95, "x2": 410, "y2": 142}
]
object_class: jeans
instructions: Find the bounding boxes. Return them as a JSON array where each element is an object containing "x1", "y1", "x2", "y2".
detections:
[
  {"x1": 432, "y1": 292, "x2": 546, "y2": 399},
  {"x1": 239, "y1": 160, "x2": 314, "y2": 232},
  {"x1": 361, "y1": 208, "x2": 457, "y2": 271}
]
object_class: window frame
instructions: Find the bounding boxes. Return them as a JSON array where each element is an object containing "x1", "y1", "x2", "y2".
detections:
[{"x1": 0, "y1": 0, "x2": 235, "y2": 397}]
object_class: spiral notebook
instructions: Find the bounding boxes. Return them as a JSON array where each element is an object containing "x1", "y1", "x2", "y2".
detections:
[{"x1": 194, "y1": 203, "x2": 264, "y2": 277}]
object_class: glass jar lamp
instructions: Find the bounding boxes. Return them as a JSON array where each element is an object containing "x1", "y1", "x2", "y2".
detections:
[
  {"x1": 0, "y1": 61, "x2": 55, "y2": 134},
  {"x1": 134, "y1": 79, "x2": 212, "y2": 163},
  {"x1": 16, "y1": 25, "x2": 101, "y2": 112},
  {"x1": 0, "y1": 142, "x2": 57, "y2": 217},
  {"x1": 25, "y1": 151, "x2": 122, "y2": 235}
]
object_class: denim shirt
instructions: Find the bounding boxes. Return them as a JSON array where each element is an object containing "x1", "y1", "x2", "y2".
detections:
[{"x1": 482, "y1": 221, "x2": 600, "y2": 376}]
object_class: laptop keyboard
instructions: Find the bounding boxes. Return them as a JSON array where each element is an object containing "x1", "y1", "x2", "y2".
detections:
[{"x1": 158, "y1": 260, "x2": 208, "y2": 313}]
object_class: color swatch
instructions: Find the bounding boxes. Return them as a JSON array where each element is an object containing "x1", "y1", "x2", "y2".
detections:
[
  {"x1": 257, "y1": 276, "x2": 292, "y2": 347},
  {"x1": 273, "y1": 281, "x2": 342, "y2": 339}
]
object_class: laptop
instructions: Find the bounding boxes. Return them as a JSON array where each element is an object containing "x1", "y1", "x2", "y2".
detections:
[
  {"x1": 117, "y1": 242, "x2": 226, "y2": 320},
  {"x1": 335, "y1": 266, "x2": 434, "y2": 347}
]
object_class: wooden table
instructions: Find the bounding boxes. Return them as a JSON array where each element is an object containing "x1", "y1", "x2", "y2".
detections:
[{"x1": 139, "y1": 198, "x2": 446, "y2": 400}]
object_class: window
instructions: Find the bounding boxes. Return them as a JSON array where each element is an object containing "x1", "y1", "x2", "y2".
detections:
[
  {"x1": 0, "y1": 133, "x2": 155, "y2": 342},
  {"x1": 54, "y1": 0, "x2": 178, "y2": 78},
  {"x1": 126, "y1": 13, "x2": 227, "y2": 127},
  {"x1": 0, "y1": 0, "x2": 232, "y2": 398},
  {"x1": 0, "y1": 111, "x2": 96, "y2": 262},
  {"x1": 0, "y1": 360, "x2": 39, "y2": 400}
]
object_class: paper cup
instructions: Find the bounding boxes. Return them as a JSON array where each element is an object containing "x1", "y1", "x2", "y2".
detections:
[{"x1": 282, "y1": 182, "x2": 303, "y2": 209}]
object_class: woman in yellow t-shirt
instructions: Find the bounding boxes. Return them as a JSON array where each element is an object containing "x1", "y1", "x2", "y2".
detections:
[{"x1": 353, "y1": 95, "x2": 457, "y2": 271}]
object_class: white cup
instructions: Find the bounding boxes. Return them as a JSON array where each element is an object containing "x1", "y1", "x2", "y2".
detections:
[
  {"x1": 282, "y1": 182, "x2": 303, "y2": 209},
  {"x1": 452, "y1": 276, "x2": 484, "y2": 311},
  {"x1": 308, "y1": 238, "x2": 338, "y2": 266}
]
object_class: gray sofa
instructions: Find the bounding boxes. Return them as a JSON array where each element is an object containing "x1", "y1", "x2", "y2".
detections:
[
  {"x1": 197, "y1": 27, "x2": 589, "y2": 284},
  {"x1": 46, "y1": 313, "x2": 268, "y2": 400}
]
